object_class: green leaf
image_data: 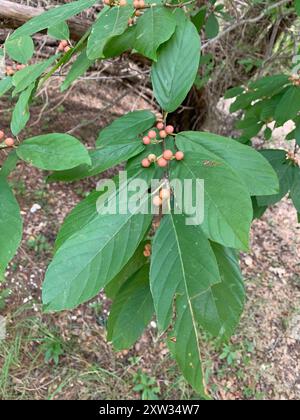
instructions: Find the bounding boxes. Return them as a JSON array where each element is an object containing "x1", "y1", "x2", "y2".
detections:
[
  {"x1": 87, "y1": 6, "x2": 134, "y2": 60},
  {"x1": 107, "y1": 265, "x2": 153, "y2": 350},
  {"x1": 0, "y1": 178, "x2": 23, "y2": 280},
  {"x1": 96, "y1": 110, "x2": 156, "y2": 147},
  {"x1": 191, "y1": 7, "x2": 207, "y2": 32},
  {"x1": 103, "y1": 25, "x2": 136, "y2": 58},
  {"x1": 55, "y1": 189, "x2": 107, "y2": 251},
  {"x1": 42, "y1": 171, "x2": 154, "y2": 311},
  {"x1": 105, "y1": 241, "x2": 148, "y2": 299},
  {"x1": 151, "y1": 213, "x2": 220, "y2": 395},
  {"x1": 48, "y1": 139, "x2": 144, "y2": 182},
  {"x1": 17, "y1": 133, "x2": 91, "y2": 171},
  {"x1": 5, "y1": 36, "x2": 34, "y2": 64},
  {"x1": 10, "y1": 0, "x2": 98, "y2": 39},
  {"x1": 257, "y1": 150, "x2": 294, "y2": 206},
  {"x1": 0, "y1": 77, "x2": 13, "y2": 97},
  {"x1": 12, "y1": 55, "x2": 58, "y2": 94},
  {"x1": 48, "y1": 22, "x2": 70, "y2": 40},
  {"x1": 150, "y1": 212, "x2": 221, "y2": 332},
  {"x1": 175, "y1": 131, "x2": 279, "y2": 196},
  {"x1": 290, "y1": 168, "x2": 300, "y2": 212},
  {"x1": 194, "y1": 242, "x2": 245, "y2": 340},
  {"x1": 61, "y1": 50, "x2": 93, "y2": 91},
  {"x1": 151, "y1": 19, "x2": 201, "y2": 112},
  {"x1": 134, "y1": 7, "x2": 176, "y2": 61},
  {"x1": 11, "y1": 83, "x2": 35, "y2": 136},
  {"x1": 205, "y1": 13, "x2": 219, "y2": 39},
  {"x1": 275, "y1": 86, "x2": 300, "y2": 125},
  {"x1": 0, "y1": 151, "x2": 18, "y2": 178},
  {"x1": 170, "y1": 149, "x2": 253, "y2": 250},
  {"x1": 296, "y1": 0, "x2": 300, "y2": 16},
  {"x1": 224, "y1": 86, "x2": 244, "y2": 99}
]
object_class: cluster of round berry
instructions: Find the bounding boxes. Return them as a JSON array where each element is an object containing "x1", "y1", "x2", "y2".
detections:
[
  {"x1": 5, "y1": 64, "x2": 26, "y2": 76},
  {"x1": 0, "y1": 131, "x2": 15, "y2": 147},
  {"x1": 286, "y1": 151, "x2": 299, "y2": 166},
  {"x1": 141, "y1": 122, "x2": 184, "y2": 168},
  {"x1": 153, "y1": 188, "x2": 171, "y2": 207},
  {"x1": 289, "y1": 74, "x2": 300, "y2": 87},
  {"x1": 57, "y1": 40, "x2": 71, "y2": 53},
  {"x1": 143, "y1": 243, "x2": 151, "y2": 257}
]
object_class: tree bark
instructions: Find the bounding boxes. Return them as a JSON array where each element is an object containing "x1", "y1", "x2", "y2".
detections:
[{"x1": 0, "y1": 0, "x2": 90, "y2": 40}]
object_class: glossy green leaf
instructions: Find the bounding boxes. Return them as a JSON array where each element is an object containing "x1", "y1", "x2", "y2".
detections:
[
  {"x1": 175, "y1": 131, "x2": 279, "y2": 196},
  {"x1": 87, "y1": 6, "x2": 134, "y2": 60},
  {"x1": 42, "y1": 175, "x2": 153, "y2": 311},
  {"x1": 134, "y1": 7, "x2": 176, "y2": 61},
  {"x1": 0, "y1": 178, "x2": 23, "y2": 280},
  {"x1": 10, "y1": 0, "x2": 98, "y2": 39},
  {"x1": 11, "y1": 83, "x2": 35, "y2": 136},
  {"x1": 12, "y1": 55, "x2": 58, "y2": 93},
  {"x1": 48, "y1": 22, "x2": 70, "y2": 40},
  {"x1": 107, "y1": 265, "x2": 153, "y2": 350},
  {"x1": 151, "y1": 213, "x2": 220, "y2": 395},
  {"x1": 17, "y1": 133, "x2": 91, "y2": 170},
  {"x1": 151, "y1": 19, "x2": 201, "y2": 112},
  {"x1": 5, "y1": 36, "x2": 34, "y2": 64},
  {"x1": 170, "y1": 150, "x2": 253, "y2": 250}
]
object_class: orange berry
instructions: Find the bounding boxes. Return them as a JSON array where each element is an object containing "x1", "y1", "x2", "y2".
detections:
[
  {"x1": 143, "y1": 249, "x2": 151, "y2": 257},
  {"x1": 135, "y1": 10, "x2": 142, "y2": 16},
  {"x1": 153, "y1": 196, "x2": 162, "y2": 207},
  {"x1": 175, "y1": 151, "x2": 184, "y2": 161},
  {"x1": 58, "y1": 43, "x2": 65, "y2": 51},
  {"x1": 163, "y1": 150, "x2": 173, "y2": 160},
  {"x1": 145, "y1": 243, "x2": 151, "y2": 252},
  {"x1": 142, "y1": 136, "x2": 151, "y2": 145},
  {"x1": 64, "y1": 46, "x2": 71, "y2": 53},
  {"x1": 16, "y1": 64, "x2": 26, "y2": 71},
  {"x1": 157, "y1": 157, "x2": 168, "y2": 167},
  {"x1": 4, "y1": 138, "x2": 14, "y2": 147},
  {"x1": 141, "y1": 158, "x2": 151, "y2": 168},
  {"x1": 148, "y1": 130, "x2": 157, "y2": 139},
  {"x1": 160, "y1": 188, "x2": 171, "y2": 200},
  {"x1": 0, "y1": 130, "x2": 5, "y2": 140},
  {"x1": 120, "y1": 0, "x2": 127, "y2": 5},
  {"x1": 104, "y1": 0, "x2": 111, "y2": 4},
  {"x1": 6, "y1": 66, "x2": 14, "y2": 76},
  {"x1": 159, "y1": 130, "x2": 167, "y2": 139},
  {"x1": 133, "y1": 0, "x2": 140, "y2": 8},
  {"x1": 156, "y1": 122, "x2": 164, "y2": 130},
  {"x1": 165, "y1": 125, "x2": 174, "y2": 134},
  {"x1": 139, "y1": 0, "x2": 145, "y2": 8},
  {"x1": 148, "y1": 153, "x2": 157, "y2": 162},
  {"x1": 61, "y1": 40, "x2": 69, "y2": 48}
]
